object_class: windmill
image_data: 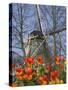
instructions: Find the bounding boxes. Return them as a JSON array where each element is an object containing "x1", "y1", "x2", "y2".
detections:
[{"x1": 24, "y1": 5, "x2": 51, "y2": 63}]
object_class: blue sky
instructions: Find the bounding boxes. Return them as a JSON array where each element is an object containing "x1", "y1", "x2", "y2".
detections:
[{"x1": 10, "y1": 4, "x2": 66, "y2": 57}]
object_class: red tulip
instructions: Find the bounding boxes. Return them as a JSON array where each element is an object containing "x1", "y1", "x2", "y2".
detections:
[
  {"x1": 24, "y1": 57, "x2": 33, "y2": 64},
  {"x1": 24, "y1": 67, "x2": 32, "y2": 75},
  {"x1": 54, "y1": 70, "x2": 59, "y2": 77},
  {"x1": 16, "y1": 68, "x2": 24, "y2": 76},
  {"x1": 15, "y1": 68, "x2": 24, "y2": 80},
  {"x1": 50, "y1": 70, "x2": 59, "y2": 80}
]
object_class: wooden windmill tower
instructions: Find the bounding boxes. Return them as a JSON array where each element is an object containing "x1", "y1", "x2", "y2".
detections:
[
  {"x1": 24, "y1": 5, "x2": 51, "y2": 63},
  {"x1": 28, "y1": 30, "x2": 51, "y2": 63}
]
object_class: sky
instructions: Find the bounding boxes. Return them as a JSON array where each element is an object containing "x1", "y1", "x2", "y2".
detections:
[{"x1": 9, "y1": 3, "x2": 66, "y2": 58}]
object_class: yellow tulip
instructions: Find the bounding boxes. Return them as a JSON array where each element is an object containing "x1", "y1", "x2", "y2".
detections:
[
  {"x1": 49, "y1": 81, "x2": 53, "y2": 84},
  {"x1": 49, "y1": 80, "x2": 55, "y2": 84},
  {"x1": 55, "y1": 78, "x2": 60, "y2": 84},
  {"x1": 60, "y1": 80, "x2": 64, "y2": 84}
]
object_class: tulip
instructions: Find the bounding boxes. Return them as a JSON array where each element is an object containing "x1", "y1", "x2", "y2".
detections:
[
  {"x1": 50, "y1": 70, "x2": 59, "y2": 81},
  {"x1": 37, "y1": 55, "x2": 43, "y2": 65},
  {"x1": 37, "y1": 75, "x2": 48, "y2": 85},
  {"x1": 24, "y1": 67, "x2": 32, "y2": 75},
  {"x1": 55, "y1": 78, "x2": 60, "y2": 84},
  {"x1": 49, "y1": 80, "x2": 55, "y2": 84},
  {"x1": 16, "y1": 75, "x2": 23, "y2": 80},
  {"x1": 15, "y1": 68, "x2": 24, "y2": 80},
  {"x1": 60, "y1": 80, "x2": 64, "y2": 84},
  {"x1": 55, "y1": 56, "x2": 61, "y2": 65},
  {"x1": 45, "y1": 64, "x2": 51, "y2": 73},
  {"x1": 23, "y1": 74, "x2": 29, "y2": 80},
  {"x1": 24, "y1": 57, "x2": 33, "y2": 64},
  {"x1": 23, "y1": 74, "x2": 32, "y2": 80},
  {"x1": 16, "y1": 68, "x2": 24, "y2": 76}
]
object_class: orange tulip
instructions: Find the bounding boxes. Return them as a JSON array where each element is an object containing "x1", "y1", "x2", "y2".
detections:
[
  {"x1": 43, "y1": 75, "x2": 48, "y2": 82},
  {"x1": 23, "y1": 74, "x2": 29, "y2": 80},
  {"x1": 37, "y1": 75, "x2": 48, "y2": 85},
  {"x1": 37, "y1": 55, "x2": 43, "y2": 65},
  {"x1": 23, "y1": 74, "x2": 32, "y2": 80},
  {"x1": 16, "y1": 75, "x2": 23, "y2": 80},
  {"x1": 55, "y1": 56, "x2": 61, "y2": 65},
  {"x1": 15, "y1": 68, "x2": 24, "y2": 80},
  {"x1": 45, "y1": 64, "x2": 51, "y2": 73},
  {"x1": 37, "y1": 76, "x2": 44, "y2": 84}
]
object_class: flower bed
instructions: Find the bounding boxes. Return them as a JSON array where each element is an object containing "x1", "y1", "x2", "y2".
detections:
[{"x1": 11, "y1": 55, "x2": 66, "y2": 87}]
